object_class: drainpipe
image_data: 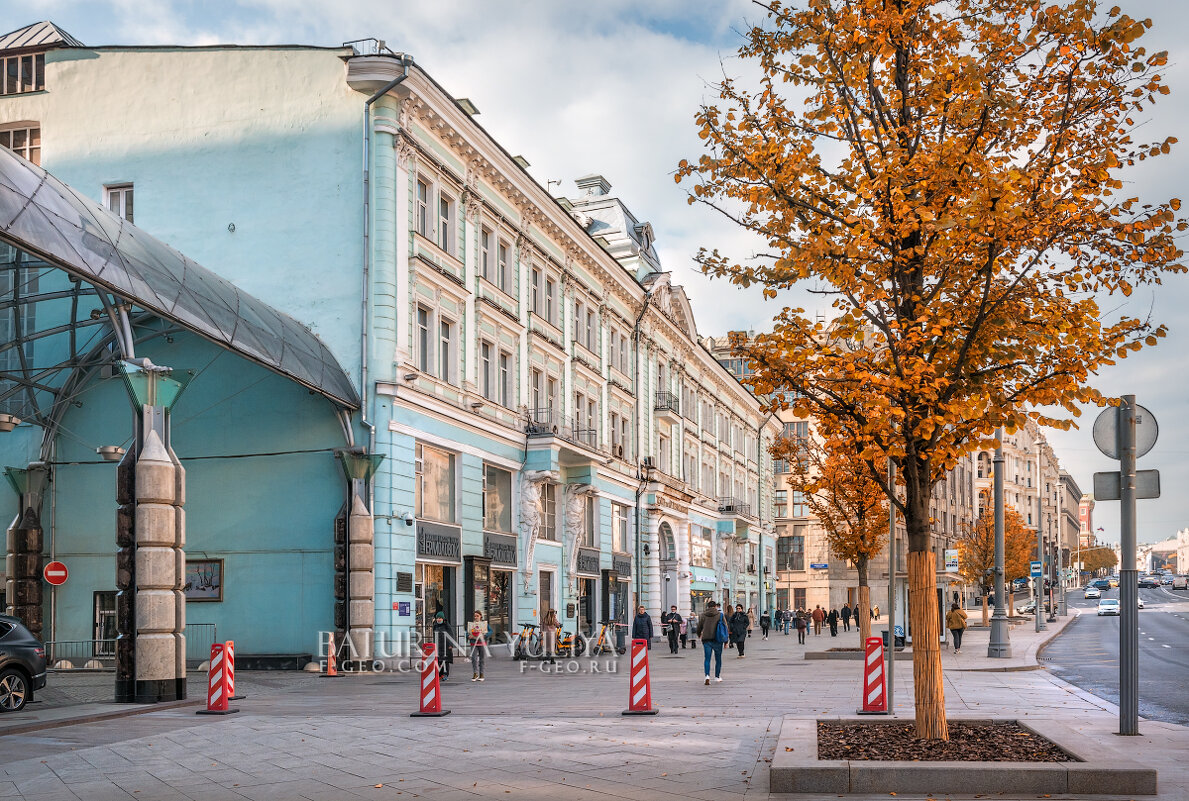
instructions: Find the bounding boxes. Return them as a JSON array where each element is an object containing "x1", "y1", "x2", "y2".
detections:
[
  {"x1": 631, "y1": 288, "x2": 655, "y2": 607},
  {"x1": 361, "y1": 57, "x2": 413, "y2": 461}
]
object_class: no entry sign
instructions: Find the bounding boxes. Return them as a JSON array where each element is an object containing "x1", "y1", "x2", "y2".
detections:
[{"x1": 43, "y1": 560, "x2": 68, "y2": 586}]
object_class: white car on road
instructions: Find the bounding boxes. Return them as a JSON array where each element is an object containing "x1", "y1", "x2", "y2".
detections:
[
  {"x1": 1084, "y1": 586, "x2": 1101, "y2": 599},
  {"x1": 1098, "y1": 598, "x2": 1120, "y2": 616}
]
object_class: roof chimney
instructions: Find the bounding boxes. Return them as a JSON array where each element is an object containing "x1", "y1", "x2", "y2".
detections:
[{"x1": 575, "y1": 174, "x2": 611, "y2": 197}]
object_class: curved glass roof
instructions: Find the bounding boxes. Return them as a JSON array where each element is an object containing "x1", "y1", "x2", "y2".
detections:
[{"x1": 0, "y1": 147, "x2": 359, "y2": 410}]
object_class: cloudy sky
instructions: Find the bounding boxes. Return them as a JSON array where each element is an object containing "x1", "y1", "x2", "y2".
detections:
[{"x1": 28, "y1": 0, "x2": 1189, "y2": 548}]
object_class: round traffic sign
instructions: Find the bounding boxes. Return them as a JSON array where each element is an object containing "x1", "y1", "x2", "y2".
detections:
[
  {"x1": 43, "y1": 560, "x2": 68, "y2": 586},
  {"x1": 1092, "y1": 404, "x2": 1158, "y2": 460}
]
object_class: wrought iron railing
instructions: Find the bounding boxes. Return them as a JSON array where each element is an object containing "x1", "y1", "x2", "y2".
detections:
[
  {"x1": 44, "y1": 622, "x2": 217, "y2": 670},
  {"x1": 717, "y1": 497, "x2": 753, "y2": 516},
  {"x1": 654, "y1": 391, "x2": 680, "y2": 415}
]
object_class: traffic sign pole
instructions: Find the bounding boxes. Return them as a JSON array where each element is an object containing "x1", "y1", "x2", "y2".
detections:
[
  {"x1": 987, "y1": 428, "x2": 1012, "y2": 658},
  {"x1": 1118, "y1": 396, "x2": 1139, "y2": 736}
]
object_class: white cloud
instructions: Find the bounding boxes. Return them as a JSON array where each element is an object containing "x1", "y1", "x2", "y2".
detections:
[{"x1": 28, "y1": 0, "x2": 1189, "y2": 543}]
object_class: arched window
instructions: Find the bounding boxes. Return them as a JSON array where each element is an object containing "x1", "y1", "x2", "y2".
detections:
[
  {"x1": 659, "y1": 522, "x2": 677, "y2": 561},
  {"x1": 977, "y1": 452, "x2": 992, "y2": 479}
]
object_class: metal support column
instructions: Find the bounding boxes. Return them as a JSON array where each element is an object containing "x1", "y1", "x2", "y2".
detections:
[
  {"x1": 886, "y1": 458, "x2": 895, "y2": 714},
  {"x1": 987, "y1": 427, "x2": 1012, "y2": 657}
]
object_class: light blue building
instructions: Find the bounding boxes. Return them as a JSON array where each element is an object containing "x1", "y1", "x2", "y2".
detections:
[{"x1": 0, "y1": 23, "x2": 778, "y2": 669}]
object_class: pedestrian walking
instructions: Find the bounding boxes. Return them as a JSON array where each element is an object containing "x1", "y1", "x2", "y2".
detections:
[
  {"x1": 698, "y1": 600, "x2": 726, "y2": 684},
  {"x1": 873, "y1": 604, "x2": 880, "y2": 621},
  {"x1": 432, "y1": 611, "x2": 454, "y2": 681},
  {"x1": 662, "y1": 605, "x2": 682, "y2": 654},
  {"x1": 759, "y1": 609, "x2": 771, "y2": 640},
  {"x1": 467, "y1": 610, "x2": 490, "y2": 681},
  {"x1": 729, "y1": 604, "x2": 749, "y2": 657},
  {"x1": 542, "y1": 607, "x2": 559, "y2": 663},
  {"x1": 686, "y1": 611, "x2": 699, "y2": 649},
  {"x1": 827, "y1": 607, "x2": 839, "y2": 637},
  {"x1": 747, "y1": 606, "x2": 757, "y2": 637},
  {"x1": 841, "y1": 604, "x2": 852, "y2": 632},
  {"x1": 794, "y1": 609, "x2": 807, "y2": 644},
  {"x1": 946, "y1": 602, "x2": 968, "y2": 653},
  {"x1": 632, "y1": 605, "x2": 654, "y2": 648},
  {"x1": 811, "y1": 605, "x2": 825, "y2": 636}
]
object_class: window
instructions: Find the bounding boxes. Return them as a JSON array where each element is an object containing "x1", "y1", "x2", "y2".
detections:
[
  {"x1": 483, "y1": 464, "x2": 513, "y2": 534},
  {"x1": 480, "y1": 227, "x2": 492, "y2": 280},
  {"x1": 416, "y1": 306, "x2": 431, "y2": 372},
  {"x1": 791, "y1": 491, "x2": 806, "y2": 517},
  {"x1": 685, "y1": 452, "x2": 697, "y2": 489},
  {"x1": 415, "y1": 443, "x2": 456, "y2": 524},
  {"x1": 658, "y1": 434, "x2": 670, "y2": 474},
  {"x1": 105, "y1": 184, "x2": 134, "y2": 223},
  {"x1": 585, "y1": 308, "x2": 596, "y2": 351},
  {"x1": 545, "y1": 277, "x2": 556, "y2": 324},
  {"x1": 531, "y1": 268, "x2": 542, "y2": 315},
  {"x1": 611, "y1": 503, "x2": 630, "y2": 553},
  {"x1": 574, "y1": 300, "x2": 584, "y2": 343},
  {"x1": 497, "y1": 239, "x2": 510, "y2": 292},
  {"x1": 531, "y1": 368, "x2": 543, "y2": 411},
  {"x1": 690, "y1": 525, "x2": 713, "y2": 568},
  {"x1": 773, "y1": 458, "x2": 789, "y2": 474},
  {"x1": 610, "y1": 411, "x2": 622, "y2": 450},
  {"x1": 480, "y1": 341, "x2": 494, "y2": 400},
  {"x1": 541, "y1": 484, "x2": 558, "y2": 541},
  {"x1": 0, "y1": 126, "x2": 40, "y2": 166},
  {"x1": 775, "y1": 490, "x2": 787, "y2": 518},
  {"x1": 438, "y1": 318, "x2": 455, "y2": 383},
  {"x1": 618, "y1": 415, "x2": 630, "y2": 459},
  {"x1": 777, "y1": 534, "x2": 804, "y2": 571},
  {"x1": 498, "y1": 351, "x2": 511, "y2": 407},
  {"x1": 582, "y1": 496, "x2": 597, "y2": 548},
  {"x1": 437, "y1": 193, "x2": 455, "y2": 253},
  {"x1": 547, "y1": 376, "x2": 559, "y2": 414},
  {"x1": 1, "y1": 53, "x2": 45, "y2": 96},
  {"x1": 416, "y1": 179, "x2": 430, "y2": 237},
  {"x1": 794, "y1": 587, "x2": 806, "y2": 610}
]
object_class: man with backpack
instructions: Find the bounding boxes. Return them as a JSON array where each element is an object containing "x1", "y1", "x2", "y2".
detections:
[{"x1": 697, "y1": 600, "x2": 726, "y2": 685}]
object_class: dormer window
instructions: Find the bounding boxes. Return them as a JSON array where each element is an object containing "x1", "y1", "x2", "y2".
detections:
[{"x1": 2, "y1": 52, "x2": 44, "y2": 95}]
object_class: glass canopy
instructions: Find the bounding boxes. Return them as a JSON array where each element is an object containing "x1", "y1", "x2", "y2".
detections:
[{"x1": 0, "y1": 147, "x2": 360, "y2": 430}]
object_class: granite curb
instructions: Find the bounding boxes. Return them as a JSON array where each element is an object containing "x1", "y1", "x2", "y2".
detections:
[{"x1": 0, "y1": 697, "x2": 202, "y2": 737}]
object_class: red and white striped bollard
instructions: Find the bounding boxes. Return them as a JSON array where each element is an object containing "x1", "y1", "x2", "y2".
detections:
[
  {"x1": 410, "y1": 642, "x2": 450, "y2": 717},
  {"x1": 622, "y1": 638, "x2": 658, "y2": 715}
]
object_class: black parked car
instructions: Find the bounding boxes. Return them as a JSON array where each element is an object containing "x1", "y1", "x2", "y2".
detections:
[{"x1": 0, "y1": 614, "x2": 47, "y2": 712}]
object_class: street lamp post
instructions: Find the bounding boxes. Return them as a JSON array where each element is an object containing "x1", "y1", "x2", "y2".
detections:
[{"x1": 987, "y1": 427, "x2": 1012, "y2": 657}]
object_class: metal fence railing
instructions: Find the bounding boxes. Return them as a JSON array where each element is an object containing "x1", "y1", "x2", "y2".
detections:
[
  {"x1": 185, "y1": 623, "x2": 217, "y2": 667},
  {"x1": 44, "y1": 623, "x2": 217, "y2": 670},
  {"x1": 45, "y1": 640, "x2": 115, "y2": 669}
]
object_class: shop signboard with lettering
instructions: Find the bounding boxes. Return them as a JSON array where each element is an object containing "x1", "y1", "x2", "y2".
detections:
[
  {"x1": 416, "y1": 521, "x2": 462, "y2": 563},
  {"x1": 483, "y1": 532, "x2": 517, "y2": 566},
  {"x1": 576, "y1": 548, "x2": 601, "y2": 576}
]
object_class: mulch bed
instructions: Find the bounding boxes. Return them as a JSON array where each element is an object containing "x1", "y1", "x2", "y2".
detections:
[{"x1": 818, "y1": 721, "x2": 1073, "y2": 762}]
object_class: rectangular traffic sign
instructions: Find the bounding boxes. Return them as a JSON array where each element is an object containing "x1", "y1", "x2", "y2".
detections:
[
  {"x1": 1092, "y1": 469, "x2": 1160, "y2": 501},
  {"x1": 1030, "y1": 561, "x2": 1042, "y2": 578}
]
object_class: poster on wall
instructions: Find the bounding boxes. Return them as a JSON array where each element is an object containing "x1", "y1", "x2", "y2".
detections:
[
  {"x1": 184, "y1": 558, "x2": 223, "y2": 602},
  {"x1": 944, "y1": 549, "x2": 960, "y2": 572}
]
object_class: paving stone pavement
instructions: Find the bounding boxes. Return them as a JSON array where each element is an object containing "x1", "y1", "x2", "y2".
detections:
[{"x1": 1, "y1": 625, "x2": 1185, "y2": 801}]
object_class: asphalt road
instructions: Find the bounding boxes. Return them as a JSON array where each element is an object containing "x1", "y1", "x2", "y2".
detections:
[{"x1": 1040, "y1": 583, "x2": 1189, "y2": 725}]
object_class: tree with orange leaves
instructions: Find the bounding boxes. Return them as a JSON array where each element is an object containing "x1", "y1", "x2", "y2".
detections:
[
  {"x1": 957, "y1": 509, "x2": 1034, "y2": 624},
  {"x1": 781, "y1": 432, "x2": 887, "y2": 644},
  {"x1": 678, "y1": 1, "x2": 1184, "y2": 739}
]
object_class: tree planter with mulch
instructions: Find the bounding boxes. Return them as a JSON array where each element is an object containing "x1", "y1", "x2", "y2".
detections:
[{"x1": 770, "y1": 717, "x2": 1157, "y2": 796}]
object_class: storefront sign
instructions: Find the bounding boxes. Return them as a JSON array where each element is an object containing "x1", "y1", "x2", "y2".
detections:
[
  {"x1": 613, "y1": 554, "x2": 632, "y2": 577},
  {"x1": 416, "y1": 521, "x2": 462, "y2": 562},
  {"x1": 483, "y1": 532, "x2": 518, "y2": 566},
  {"x1": 690, "y1": 567, "x2": 717, "y2": 585},
  {"x1": 944, "y1": 549, "x2": 959, "y2": 572},
  {"x1": 576, "y1": 548, "x2": 601, "y2": 576}
]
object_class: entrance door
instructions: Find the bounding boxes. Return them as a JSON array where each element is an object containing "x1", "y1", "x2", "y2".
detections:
[
  {"x1": 577, "y1": 577, "x2": 595, "y2": 636},
  {"x1": 489, "y1": 570, "x2": 512, "y2": 639},
  {"x1": 417, "y1": 563, "x2": 456, "y2": 641},
  {"x1": 538, "y1": 570, "x2": 554, "y2": 621},
  {"x1": 93, "y1": 591, "x2": 116, "y2": 656}
]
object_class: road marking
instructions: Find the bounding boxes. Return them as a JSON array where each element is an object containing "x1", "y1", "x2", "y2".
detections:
[
  {"x1": 1162, "y1": 644, "x2": 1171, "y2": 648},
  {"x1": 1148, "y1": 637, "x2": 1155, "y2": 641}
]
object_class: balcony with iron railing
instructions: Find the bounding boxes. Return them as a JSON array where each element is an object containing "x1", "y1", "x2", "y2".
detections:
[
  {"x1": 526, "y1": 407, "x2": 601, "y2": 457},
  {"x1": 717, "y1": 496, "x2": 753, "y2": 517},
  {"x1": 654, "y1": 390, "x2": 680, "y2": 423}
]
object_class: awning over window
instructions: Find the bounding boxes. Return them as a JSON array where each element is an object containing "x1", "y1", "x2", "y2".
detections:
[{"x1": 0, "y1": 147, "x2": 359, "y2": 419}]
